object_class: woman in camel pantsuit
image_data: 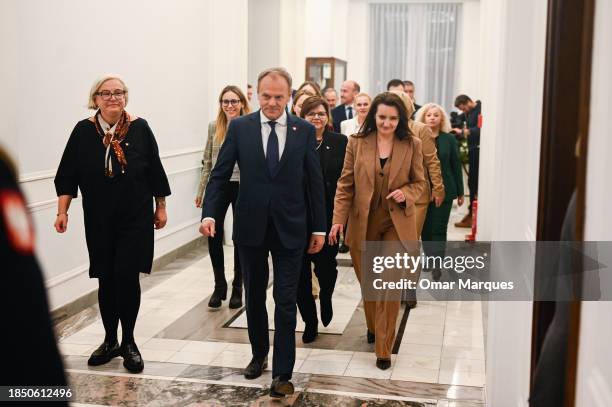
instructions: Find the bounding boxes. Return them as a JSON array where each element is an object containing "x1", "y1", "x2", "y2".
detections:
[{"x1": 329, "y1": 92, "x2": 426, "y2": 370}]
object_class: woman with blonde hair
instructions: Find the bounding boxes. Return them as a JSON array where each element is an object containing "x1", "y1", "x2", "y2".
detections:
[
  {"x1": 54, "y1": 75, "x2": 171, "y2": 373},
  {"x1": 340, "y1": 92, "x2": 371, "y2": 137},
  {"x1": 415, "y1": 103, "x2": 464, "y2": 277},
  {"x1": 196, "y1": 85, "x2": 250, "y2": 309}
]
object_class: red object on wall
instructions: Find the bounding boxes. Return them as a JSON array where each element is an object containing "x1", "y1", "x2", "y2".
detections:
[
  {"x1": 465, "y1": 199, "x2": 478, "y2": 242},
  {"x1": 478, "y1": 114, "x2": 483, "y2": 129}
]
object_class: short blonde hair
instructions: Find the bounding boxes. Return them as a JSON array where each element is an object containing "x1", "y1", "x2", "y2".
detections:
[
  {"x1": 353, "y1": 92, "x2": 371, "y2": 105},
  {"x1": 388, "y1": 90, "x2": 414, "y2": 118},
  {"x1": 414, "y1": 103, "x2": 452, "y2": 133},
  {"x1": 88, "y1": 75, "x2": 129, "y2": 110}
]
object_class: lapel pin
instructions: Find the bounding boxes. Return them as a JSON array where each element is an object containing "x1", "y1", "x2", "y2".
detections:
[
  {"x1": 292, "y1": 126, "x2": 297, "y2": 131},
  {"x1": 326, "y1": 146, "x2": 330, "y2": 150}
]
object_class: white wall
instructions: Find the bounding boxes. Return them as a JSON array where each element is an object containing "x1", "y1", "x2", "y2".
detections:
[
  {"x1": 476, "y1": 0, "x2": 548, "y2": 405},
  {"x1": 455, "y1": 0, "x2": 481, "y2": 97},
  {"x1": 0, "y1": 0, "x2": 248, "y2": 310},
  {"x1": 576, "y1": 0, "x2": 612, "y2": 404}
]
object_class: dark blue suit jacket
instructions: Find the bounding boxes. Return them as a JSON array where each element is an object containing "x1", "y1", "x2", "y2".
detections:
[{"x1": 202, "y1": 110, "x2": 326, "y2": 249}]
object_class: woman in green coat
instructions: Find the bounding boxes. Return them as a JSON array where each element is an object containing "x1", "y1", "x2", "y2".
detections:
[{"x1": 415, "y1": 103, "x2": 464, "y2": 272}]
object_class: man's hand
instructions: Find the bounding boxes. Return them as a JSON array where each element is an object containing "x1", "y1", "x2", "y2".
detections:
[
  {"x1": 433, "y1": 195, "x2": 444, "y2": 207},
  {"x1": 328, "y1": 224, "x2": 344, "y2": 246},
  {"x1": 386, "y1": 189, "x2": 406, "y2": 203},
  {"x1": 199, "y1": 219, "x2": 216, "y2": 237},
  {"x1": 308, "y1": 234, "x2": 325, "y2": 254}
]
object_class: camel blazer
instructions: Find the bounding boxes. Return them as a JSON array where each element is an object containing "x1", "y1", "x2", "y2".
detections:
[
  {"x1": 409, "y1": 121, "x2": 445, "y2": 204},
  {"x1": 332, "y1": 133, "x2": 427, "y2": 248}
]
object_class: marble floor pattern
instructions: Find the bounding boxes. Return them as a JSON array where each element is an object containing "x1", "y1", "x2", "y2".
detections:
[{"x1": 57, "y1": 204, "x2": 486, "y2": 406}]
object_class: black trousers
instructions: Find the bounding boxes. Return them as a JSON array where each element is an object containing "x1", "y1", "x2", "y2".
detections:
[
  {"x1": 208, "y1": 181, "x2": 242, "y2": 288},
  {"x1": 237, "y1": 221, "x2": 304, "y2": 380},
  {"x1": 468, "y1": 149, "x2": 479, "y2": 215},
  {"x1": 297, "y1": 242, "x2": 339, "y2": 325}
]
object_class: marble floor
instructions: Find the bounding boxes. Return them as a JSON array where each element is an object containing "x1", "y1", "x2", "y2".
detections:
[{"x1": 57, "y1": 204, "x2": 486, "y2": 406}]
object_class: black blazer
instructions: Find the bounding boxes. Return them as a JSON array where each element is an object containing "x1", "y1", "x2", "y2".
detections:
[
  {"x1": 331, "y1": 104, "x2": 349, "y2": 133},
  {"x1": 318, "y1": 130, "x2": 348, "y2": 229},
  {"x1": 202, "y1": 111, "x2": 326, "y2": 249}
]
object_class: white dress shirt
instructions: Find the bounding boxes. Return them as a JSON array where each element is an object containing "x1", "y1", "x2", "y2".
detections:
[
  {"x1": 203, "y1": 109, "x2": 325, "y2": 237},
  {"x1": 344, "y1": 104, "x2": 354, "y2": 119},
  {"x1": 261, "y1": 110, "x2": 288, "y2": 157}
]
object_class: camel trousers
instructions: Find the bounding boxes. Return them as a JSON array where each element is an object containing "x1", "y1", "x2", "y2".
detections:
[{"x1": 350, "y1": 205, "x2": 401, "y2": 360}]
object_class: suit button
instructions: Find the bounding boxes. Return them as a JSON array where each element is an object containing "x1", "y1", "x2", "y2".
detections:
[
  {"x1": 390, "y1": 208, "x2": 394, "y2": 212},
  {"x1": 379, "y1": 172, "x2": 384, "y2": 177}
]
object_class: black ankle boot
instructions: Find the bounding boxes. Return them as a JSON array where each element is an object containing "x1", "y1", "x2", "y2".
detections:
[
  {"x1": 229, "y1": 286, "x2": 243, "y2": 309},
  {"x1": 367, "y1": 329, "x2": 375, "y2": 344},
  {"x1": 376, "y1": 358, "x2": 391, "y2": 370},
  {"x1": 208, "y1": 286, "x2": 227, "y2": 308}
]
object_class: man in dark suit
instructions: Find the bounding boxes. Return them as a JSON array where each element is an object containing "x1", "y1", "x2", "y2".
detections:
[
  {"x1": 331, "y1": 80, "x2": 360, "y2": 132},
  {"x1": 200, "y1": 67, "x2": 326, "y2": 398},
  {"x1": 452, "y1": 95, "x2": 482, "y2": 228}
]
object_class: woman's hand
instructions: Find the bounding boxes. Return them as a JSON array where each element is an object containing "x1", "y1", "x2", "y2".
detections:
[
  {"x1": 154, "y1": 208, "x2": 168, "y2": 229},
  {"x1": 195, "y1": 196, "x2": 202, "y2": 208},
  {"x1": 386, "y1": 189, "x2": 406, "y2": 203},
  {"x1": 328, "y1": 224, "x2": 344, "y2": 245},
  {"x1": 54, "y1": 214, "x2": 68, "y2": 233},
  {"x1": 457, "y1": 195, "x2": 464, "y2": 206},
  {"x1": 434, "y1": 195, "x2": 443, "y2": 207}
]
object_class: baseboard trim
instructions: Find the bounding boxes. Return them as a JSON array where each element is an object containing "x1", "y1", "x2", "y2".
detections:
[{"x1": 50, "y1": 237, "x2": 205, "y2": 325}]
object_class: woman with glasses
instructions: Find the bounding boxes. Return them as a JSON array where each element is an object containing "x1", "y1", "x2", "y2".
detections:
[
  {"x1": 329, "y1": 92, "x2": 426, "y2": 370},
  {"x1": 340, "y1": 92, "x2": 371, "y2": 137},
  {"x1": 54, "y1": 75, "x2": 171, "y2": 373},
  {"x1": 296, "y1": 96, "x2": 347, "y2": 343},
  {"x1": 196, "y1": 85, "x2": 250, "y2": 309}
]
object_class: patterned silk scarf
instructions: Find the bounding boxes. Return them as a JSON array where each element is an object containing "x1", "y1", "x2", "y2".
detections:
[{"x1": 94, "y1": 110, "x2": 131, "y2": 177}]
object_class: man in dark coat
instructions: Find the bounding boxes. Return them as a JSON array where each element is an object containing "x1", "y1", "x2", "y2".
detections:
[{"x1": 452, "y1": 95, "x2": 482, "y2": 228}]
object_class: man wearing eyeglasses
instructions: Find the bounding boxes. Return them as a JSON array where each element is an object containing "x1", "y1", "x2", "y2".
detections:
[{"x1": 200, "y1": 68, "x2": 326, "y2": 398}]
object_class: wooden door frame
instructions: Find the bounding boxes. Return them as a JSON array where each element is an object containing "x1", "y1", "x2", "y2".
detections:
[{"x1": 532, "y1": 0, "x2": 595, "y2": 405}]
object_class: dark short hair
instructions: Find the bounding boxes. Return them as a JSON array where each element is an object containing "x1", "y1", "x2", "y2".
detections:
[
  {"x1": 403, "y1": 80, "x2": 415, "y2": 87},
  {"x1": 247, "y1": 84, "x2": 253, "y2": 89},
  {"x1": 357, "y1": 92, "x2": 412, "y2": 141},
  {"x1": 323, "y1": 87, "x2": 337, "y2": 96},
  {"x1": 300, "y1": 95, "x2": 333, "y2": 131},
  {"x1": 386, "y1": 79, "x2": 404, "y2": 90},
  {"x1": 454, "y1": 94, "x2": 473, "y2": 107}
]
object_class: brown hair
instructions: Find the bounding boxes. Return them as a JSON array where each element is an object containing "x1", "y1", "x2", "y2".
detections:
[
  {"x1": 357, "y1": 92, "x2": 412, "y2": 141},
  {"x1": 215, "y1": 85, "x2": 251, "y2": 143},
  {"x1": 291, "y1": 88, "x2": 316, "y2": 114},
  {"x1": 300, "y1": 96, "x2": 333, "y2": 131},
  {"x1": 297, "y1": 81, "x2": 322, "y2": 96}
]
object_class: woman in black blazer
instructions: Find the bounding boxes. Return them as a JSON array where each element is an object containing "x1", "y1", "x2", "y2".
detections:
[{"x1": 297, "y1": 96, "x2": 348, "y2": 343}]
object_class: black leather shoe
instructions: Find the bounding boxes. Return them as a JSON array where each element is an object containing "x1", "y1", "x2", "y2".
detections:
[
  {"x1": 406, "y1": 300, "x2": 417, "y2": 309},
  {"x1": 87, "y1": 341, "x2": 121, "y2": 366},
  {"x1": 376, "y1": 358, "x2": 391, "y2": 370},
  {"x1": 208, "y1": 286, "x2": 227, "y2": 308},
  {"x1": 302, "y1": 322, "x2": 318, "y2": 344},
  {"x1": 244, "y1": 356, "x2": 267, "y2": 379},
  {"x1": 229, "y1": 286, "x2": 243, "y2": 309},
  {"x1": 367, "y1": 329, "x2": 375, "y2": 344},
  {"x1": 122, "y1": 342, "x2": 144, "y2": 373},
  {"x1": 338, "y1": 243, "x2": 349, "y2": 253},
  {"x1": 320, "y1": 294, "x2": 333, "y2": 327},
  {"x1": 270, "y1": 377, "x2": 295, "y2": 398}
]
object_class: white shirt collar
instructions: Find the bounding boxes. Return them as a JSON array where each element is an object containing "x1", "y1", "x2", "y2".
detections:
[
  {"x1": 260, "y1": 109, "x2": 288, "y2": 126},
  {"x1": 97, "y1": 114, "x2": 118, "y2": 134}
]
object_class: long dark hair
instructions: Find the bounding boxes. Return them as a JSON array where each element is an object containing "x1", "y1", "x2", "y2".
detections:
[{"x1": 357, "y1": 92, "x2": 412, "y2": 141}]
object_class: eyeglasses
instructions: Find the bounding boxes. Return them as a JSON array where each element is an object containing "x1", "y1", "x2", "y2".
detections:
[
  {"x1": 96, "y1": 90, "x2": 127, "y2": 100},
  {"x1": 221, "y1": 99, "x2": 241, "y2": 106},
  {"x1": 305, "y1": 112, "x2": 328, "y2": 119}
]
